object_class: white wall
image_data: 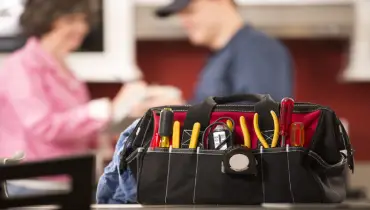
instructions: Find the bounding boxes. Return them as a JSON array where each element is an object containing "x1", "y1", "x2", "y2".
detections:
[{"x1": 343, "y1": 0, "x2": 370, "y2": 81}]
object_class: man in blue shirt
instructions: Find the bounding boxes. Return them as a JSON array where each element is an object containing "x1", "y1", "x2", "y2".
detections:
[
  {"x1": 96, "y1": 0, "x2": 293, "y2": 204},
  {"x1": 157, "y1": 0, "x2": 293, "y2": 103}
]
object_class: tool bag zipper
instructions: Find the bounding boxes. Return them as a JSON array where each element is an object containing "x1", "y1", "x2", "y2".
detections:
[{"x1": 151, "y1": 102, "x2": 320, "y2": 113}]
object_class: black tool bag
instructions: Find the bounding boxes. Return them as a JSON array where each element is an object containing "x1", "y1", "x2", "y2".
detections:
[{"x1": 119, "y1": 94, "x2": 354, "y2": 205}]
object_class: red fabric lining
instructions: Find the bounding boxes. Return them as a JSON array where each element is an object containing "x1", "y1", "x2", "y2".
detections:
[
  {"x1": 150, "y1": 111, "x2": 160, "y2": 148},
  {"x1": 150, "y1": 110, "x2": 321, "y2": 149}
]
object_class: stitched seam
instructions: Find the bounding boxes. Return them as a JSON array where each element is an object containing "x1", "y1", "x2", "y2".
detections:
[
  {"x1": 308, "y1": 152, "x2": 346, "y2": 169},
  {"x1": 286, "y1": 150, "x2": 295, "y2": 203},
  {"x1": 122, "y1": 118, "x2": 144, "y2": 158},
  {"x1": 136, "y1": 151, "x2": 146, "y2": 203},
  {"x1": 260, "y1": 151, "x2": 265, "y2": 203},
  {"x1": 337, "y1": 120, "x2": 347, "y2": 150},
  {"x1": 147, "y1": 148, "x2": 307, "y2": 155},
  {"x1": 136, "y1": 153, "x2": 140, "y2": 183},
  {"x1": 148, "y1": 149, "x2": 346, "y2": 169},
  {"x1": 148, "y1": 149, "x2": 347, "y2": 171},
  {"x1": 140, "y1": 117, "x2": 152, "y2": 147},
  {"x1": 152, "y1": 104, "x2": 319, "y2": 111},
  {"x1": 193, "y1": 149, "x2": 199, "y2": 204},
  {"x1": 164, "y1": 148, "x2": 171, "y2": 204}
]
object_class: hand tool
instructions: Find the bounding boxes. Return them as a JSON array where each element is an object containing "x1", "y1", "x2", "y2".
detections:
[
  {"x1": 189, "y1": 122, "x2": 201, "y2": 149},
  {"x1": 158, "y1": 108, "x2": 174, "y2": 148},
  {"x1": 290, "y1": 122, "x2": 305, "y2": 147},
  {"x1": 239, "y1": 116, "x2": 251, "y2": 148},
  {"x1": 172, "y1": 121, "x2": 181, "y2": 148},
  {"x1": 226, "y1": 120, "x2": 233, "y2": 131},
  {"x1": 279, "y1": 97, "x2": 295, "y2": 147},
  {"x1": 253, "y1": 111, "x2": 279, "y2": 148}
]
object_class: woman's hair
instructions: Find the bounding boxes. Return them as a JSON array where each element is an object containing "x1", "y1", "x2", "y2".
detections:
[{"x1": 20, "y1": 0, "x2": 99, "y2": 38}]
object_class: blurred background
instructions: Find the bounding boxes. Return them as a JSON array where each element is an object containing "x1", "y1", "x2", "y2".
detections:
[{"x1": 0, "y1": 0, "x2": 370, "y2": 200}]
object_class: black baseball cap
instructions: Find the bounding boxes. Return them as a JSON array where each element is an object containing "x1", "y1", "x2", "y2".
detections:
[{"x1": 155, "y1": 0, "x2": 191, "y2": 18}]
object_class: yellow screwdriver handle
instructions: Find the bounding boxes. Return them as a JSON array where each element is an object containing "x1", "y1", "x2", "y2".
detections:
[
  {"x1": 189, "y1": 122, "x2": 201, "y2": 149},
  {"x1": 172, "y1": 121, "x2": 180, "y2": 148},
  {"x1": 226, "y1": 120, "x2": 233, "y2": 131}
]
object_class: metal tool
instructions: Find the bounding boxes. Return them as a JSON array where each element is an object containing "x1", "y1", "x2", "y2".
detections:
[{"x1": 253, "y1": 111, "x2": 279, "y2": 148}]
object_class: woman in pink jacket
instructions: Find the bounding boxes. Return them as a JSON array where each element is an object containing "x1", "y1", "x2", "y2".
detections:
[{"x1": 0, "y1": 0, "x2": 127, "y2": 196}]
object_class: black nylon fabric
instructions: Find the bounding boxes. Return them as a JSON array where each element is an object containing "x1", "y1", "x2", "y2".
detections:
[{"x1": 122, "y1": 94, "x2": 354, "y2": 205}]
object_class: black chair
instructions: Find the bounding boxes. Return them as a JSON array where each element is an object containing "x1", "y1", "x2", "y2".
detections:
[
  {"x1": 0, "y1": 154, "x2": 95, "y2": 210},
  {"x1": 0, "y1": 152, "x2": 25, "y2": 198}
]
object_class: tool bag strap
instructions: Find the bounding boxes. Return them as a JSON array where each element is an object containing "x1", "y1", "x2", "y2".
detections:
[
  {"x1": 337, "y1": 118, "x2": 355, "y2": 173},
  {"x1": 181, "y1": 94, "x2": 279, "y2": 142}
]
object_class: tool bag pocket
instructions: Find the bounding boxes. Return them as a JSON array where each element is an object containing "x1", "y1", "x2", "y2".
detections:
[
  {"x1": 121, "y1": 94, "x2": 354, "y2": 205},
  {"x1": 135, "y1": 148, "x2": 263, "y2": 205},
  {"x1": 132, "y1": 146, "x2": 347, "y2": 204},
  {"x1": 258, "y1": 147, "x2": 346, "y2": 204},
  {"x1": 137, "y1": 148, "x2": 198, "y2": 204}
]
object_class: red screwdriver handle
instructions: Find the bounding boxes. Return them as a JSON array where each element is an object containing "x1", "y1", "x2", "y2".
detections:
[{"x1": 279, "y1": 97, "x2": 295, "y2": 137}]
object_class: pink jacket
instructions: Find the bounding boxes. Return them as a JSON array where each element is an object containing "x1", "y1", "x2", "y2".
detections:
[{"x1": 0, "y1": 38, "x2": 110, "y2": 162}]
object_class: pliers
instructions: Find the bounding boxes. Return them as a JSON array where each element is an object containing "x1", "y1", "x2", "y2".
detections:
[{"x1": 253, "y1": 111, "x2": 280, "y2": 148}]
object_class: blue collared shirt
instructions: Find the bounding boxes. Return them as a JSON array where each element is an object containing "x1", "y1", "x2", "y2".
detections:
[
  {"x1": 189, "y1": 25, "x2": 293, "y2": 104},
  {"x1": 96, "y1": 120, "x2": 139, "y2": 204}
]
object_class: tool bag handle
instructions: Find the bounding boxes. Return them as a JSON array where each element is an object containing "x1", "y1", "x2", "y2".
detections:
[
  {"x1": 182, "y1": 94, "x2": 279, "y2": 142},
  {"x1": 210, "y1": 93, "x2": 271, "y2": 105}
]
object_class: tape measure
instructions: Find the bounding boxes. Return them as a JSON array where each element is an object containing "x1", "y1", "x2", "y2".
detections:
[{"x1": 222, "y1": 146, "x2": 257, "y2": 175}]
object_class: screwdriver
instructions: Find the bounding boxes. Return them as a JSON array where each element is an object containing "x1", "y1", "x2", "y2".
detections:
[
  {"x1": 290, "y1": 122, "x2": 305, "y2": 147},
  {"x1": 279, "y1": 97, "x2": 295, "y2": 147},
  {"x1": 226, "y1": 120, "x2": 233, "y2": 131},
  {"x1": 158, "y1": 108, "x2": 174, "y2": 148},
  {"x1": 151, "y1": 133, "x2": 160, "y2": 148},
  {"x1": 172, "y1": 121, "x2": 181, "y2": 148},
  {"x1": 189, "y1": 122, "x2": 201, "y2": 149}
]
